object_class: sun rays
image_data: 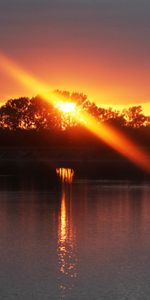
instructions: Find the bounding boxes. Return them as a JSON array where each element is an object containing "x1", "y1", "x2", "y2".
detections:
[{"x1": 0, "y1": 52, "x2": 150, "y2": 173}]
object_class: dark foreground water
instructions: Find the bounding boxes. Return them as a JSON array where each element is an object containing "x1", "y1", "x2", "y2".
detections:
[{"x1": 0, "y1": 177, "x2": 150, "y2": 299}]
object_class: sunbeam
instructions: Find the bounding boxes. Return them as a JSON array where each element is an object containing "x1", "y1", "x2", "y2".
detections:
[{"x1": 0, "y1": 52, "x2": 150, "y2": 173}]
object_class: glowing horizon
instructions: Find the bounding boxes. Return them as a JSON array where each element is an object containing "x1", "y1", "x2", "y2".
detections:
[
  {"x1": 0, "y1": 52, "x2": 149, "y2": 115},
  {"x1": 0, "y1": 0, "x2": 150, "y2": 111},
  {"x1": 0, "y1": 52, "x2": 150, "y2": 174},
  {"x1": 1, "y1": 96, "x2": 150, "y2": 117}
]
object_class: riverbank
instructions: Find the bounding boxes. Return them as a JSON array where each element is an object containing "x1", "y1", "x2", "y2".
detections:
[{"x1": 0, "y1": 146, "x2": 150, "y2": 181}]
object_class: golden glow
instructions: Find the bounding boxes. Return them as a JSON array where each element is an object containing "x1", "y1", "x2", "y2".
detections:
[
  {"x1": 55, "y1": 102, "x2": 78, "y2": 129},
  {"x1": 72, "y1": 110, "x2": 150, "y2": 174},
  {"x1": 0, "y1": 53, "x2": 50, "y2": 96},
  {"x1": 60, "y1": 191, "x2": 67, "y2": 245},
  {"x1": 1, "y1": 52, "x2": 150, "y2": 174},
  {"x1": 56, "y1": 168, "x2": 75, "y2": 184},
  {"x1": 57, "y1": 184, "x2": 77, "y2": 294},
  {"x1": 0, "y1": 53, "x2": 61, "y2": 105},
  {"x1": 56, "y1": 102, "x2": 76, "y2": 114}
]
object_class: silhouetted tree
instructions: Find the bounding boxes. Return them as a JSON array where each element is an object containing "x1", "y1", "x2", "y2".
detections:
[
  {"x1": 0, "y1": 96, "x2": 62, "y2": 130},
  {"x1": 0, "y1": 92, "x2": 150, "y2": 131},
  {"x1": 123, "y1": 106, "x2": 147, "y2": 128}
]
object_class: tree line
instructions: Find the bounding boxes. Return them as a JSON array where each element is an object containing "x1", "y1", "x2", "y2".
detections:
[{"x1": 0, "y1": 90, "x2": 150, "y2": 131}]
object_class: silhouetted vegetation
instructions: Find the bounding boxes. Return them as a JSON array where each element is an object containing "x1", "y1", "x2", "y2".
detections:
[
  {"x1": 0, "y1": 91, "x2": 150, "y2": 149},
  {"x1": 0, "y1": 92, "x2": 150, "y2": 179},
  {"x1": 0, "y1": 91, "x2": 150, "y2": 132},
  {"x1": 0, "y1": 92, "x2": 150, "y2": 148}
]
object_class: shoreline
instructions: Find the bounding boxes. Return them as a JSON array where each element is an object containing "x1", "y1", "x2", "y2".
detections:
[{"x1": 0, "y1": 147, "x2": 150, "y2": 181}]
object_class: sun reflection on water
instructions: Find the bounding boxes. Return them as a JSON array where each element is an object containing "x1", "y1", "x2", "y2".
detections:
[
  {"x1": 56, "y1": 168, "x2": 74, "y2": 184},
  {"x1": 56, "y1": 168, "x2": 77, "y2": 298}
]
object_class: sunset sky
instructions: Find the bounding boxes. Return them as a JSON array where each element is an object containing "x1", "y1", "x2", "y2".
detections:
[{"x1": 0, "y1": 0, "x2": 150, "y2": 112}]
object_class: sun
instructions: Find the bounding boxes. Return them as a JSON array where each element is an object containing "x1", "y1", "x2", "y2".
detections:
[
  {"x1": 55, "y1": 100, "x2": 77, "y2": 129},
  {"x1": 56, "y1": 101, "x2": 76, "y2": 114}
]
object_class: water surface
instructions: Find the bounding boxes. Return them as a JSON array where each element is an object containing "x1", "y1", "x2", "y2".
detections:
[{"x1": 0, "y1": 177, "x2": 150, "y2": 299}]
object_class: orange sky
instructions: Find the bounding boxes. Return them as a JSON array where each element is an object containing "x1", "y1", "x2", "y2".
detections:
[
  {"x1": 0, "y1": 0, "x2": 150, "y2": 113},
  {"x1": 0, "y1": 50, "x2": 150, "y2": 115}
]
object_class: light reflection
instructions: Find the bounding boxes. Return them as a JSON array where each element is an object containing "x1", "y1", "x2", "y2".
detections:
[
  {"x1": 57, "y1": 169, "x2": 77, "y2": 297},
  {"x1": 56, "y1": 168, "x2": 74, "y2": 184}
]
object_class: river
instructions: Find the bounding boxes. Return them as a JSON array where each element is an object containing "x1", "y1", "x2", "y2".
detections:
[{"x1": 0, "y1": 170, "x2": 150, "y2": 299}]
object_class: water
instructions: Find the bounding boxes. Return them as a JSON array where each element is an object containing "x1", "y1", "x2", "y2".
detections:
[{"x1": 0, "y1": 175, "x2": 150, "y2": 299}]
